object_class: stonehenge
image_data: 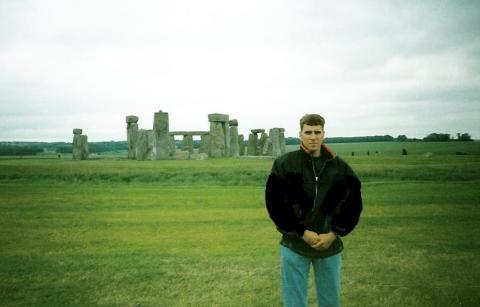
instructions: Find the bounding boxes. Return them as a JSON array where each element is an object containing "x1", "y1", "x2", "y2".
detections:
[
  {"x1": 169, "y1": 131, "x2": 210, "y2": 157},
  {"x1": 153, "y1": 111, "x2": 170, "y2": 159},
  {"x1": 229, "y1": 120, "x2": 239, "y2": 157},
  {"x1": 245, "y1": 128, "x2": 286, "y2": 157},
  {"x1": 247, "y1": 129, "x2": 264, "y2": 156},
  {"x1": 208, "y1": 113, "x2": 230, "y2": 158},
  {"x1": 238, "y1": 134, "x2": 245, "y2": 156},
  {"x1": 126, "y1": 116, "x2": 139, "y2": 159},
  {"x1": 136, "y1": 129, "x2": 155, "y2": 160},
  {"x1": 269, "y1": 128, "x2": 286, "y2": 157},
  {"x1": 72, "y1": 128, "x2": 89, "y2": 160},
  {"x1": 74, "y1": 110, "x2": 286, "y2": 161},
  {"x1": 122, "y1": 111, "x2": 286, "y2": 160}
]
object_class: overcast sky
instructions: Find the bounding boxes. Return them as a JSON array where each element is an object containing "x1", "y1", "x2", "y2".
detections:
[{"x1": 1, "y1": 0, "x2": 479, "y2": 142}]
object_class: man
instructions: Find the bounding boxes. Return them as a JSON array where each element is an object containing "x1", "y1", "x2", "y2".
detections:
[{"x1": 265, "y1": 114, "x2": 362, "y2": 307}]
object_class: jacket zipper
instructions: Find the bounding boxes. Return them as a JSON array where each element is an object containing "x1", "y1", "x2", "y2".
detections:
[{"x1": 311, "y1": 158, "x2": 326, "y2": 211}]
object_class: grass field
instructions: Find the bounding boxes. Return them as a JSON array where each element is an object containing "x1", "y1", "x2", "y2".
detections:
[{"x1": 1, "y1": 142, "x2": 480, "y2": 306}]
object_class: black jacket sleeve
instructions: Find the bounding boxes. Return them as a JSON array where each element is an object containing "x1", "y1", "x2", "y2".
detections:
[
  {"x1": 265, "y1": 160, "x2": 307, "y2": 237},
  {"x1": 330, "y1": 166, "x2": 363, "y2": 236}
]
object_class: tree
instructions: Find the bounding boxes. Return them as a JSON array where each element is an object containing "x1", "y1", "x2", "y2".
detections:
[
  {"x1": 397, "y1": 135, "x2": 408, "y2": 142},
  {"x1": 423, "y1": 133, "x2": 451, "y2": 142},
  {"x1": 456, "y1": 133, "x2": 473, "y2": 141}
]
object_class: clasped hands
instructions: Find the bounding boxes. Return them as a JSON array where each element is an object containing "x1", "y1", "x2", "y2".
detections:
[{"x1": 302, "y1": 230, "x2": 337, "y2": 251}]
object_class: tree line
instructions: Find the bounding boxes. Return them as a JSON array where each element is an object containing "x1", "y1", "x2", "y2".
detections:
[
  {"x1": 0, "y1": 132, "x2": 474, "y2": 156},
  {"x1": 286, "y1": 132, "x2": 473, "y2": 145}
]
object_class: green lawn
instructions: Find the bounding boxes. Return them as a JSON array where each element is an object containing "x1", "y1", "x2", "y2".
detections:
[{"x1": 1, "y1": 148, "x2": 480, "y2": 306}]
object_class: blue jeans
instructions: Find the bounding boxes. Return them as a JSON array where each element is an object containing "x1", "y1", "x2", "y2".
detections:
[{"x1": 280, "y1": 245, "x2": 342, "y2": 307}]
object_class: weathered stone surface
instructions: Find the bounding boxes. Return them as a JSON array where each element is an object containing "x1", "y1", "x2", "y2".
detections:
[
  {"x1": 72, "y1": 134, "x2": 81, "y2": 159},
  {"x1": 279, "y1": 128, "x2": 286, "y2": 154},
  {"x1": 229, "y1": 119, "x2": 238, "y2": 126},
  {"x1": 199, "y1": 134, "x2": 210, "y2": 154},
  {"x1": 229, "y1": 124, "x2": 239, "y2": 157},
  {"x1": 269, "y1": 128, "x2": 280, "y2": 157},
  {"x1": 238, "y1": 134, "x2": 245, "y2": 156},
  {"x1": 262, "y1": 137, "x2": 272, "y2": 156},
  {"x1": 153, "y1": 111, "x2": 170, "y2": 159},
  {"x1": 181, "y1": 134, "x2": 194, "y2": 154},
  {"x1": 170, "y1": 131, "x2": 209, "y2": 136},
  {"x1": 170, "y1": 131, "x2": 191, "y2": 136},
  {"x1": 269, "y1": 128, "x2": 286, "y2": 157},
  {"x1": 169, "y1": 135, "x2": 176, "y2": 155},
  {"x1": 127, "y1": 119, "x2": 139, "y2": 160},
  {"x1": 126, "y1": 115, "x2": 139, "y2": 124},
  {"x1": 247, "y1": 133, "x2": 257, "y2": 156},
  {"x1": 251, "y1": 129, "x2": 265, "y2": 134},
  {"x1": 208, "y1": 113, "x2": 229, "y2": 122},
  {"x1": 190, "y1": 153, "x2": 208, "y2": 160},
  {"x1": 136, "y1": 129, "x2": 156, "y2": 160},
  {"x1": 80, "y1": 135, "x2": 89, "y2": 159},
  {"x1": 73, "y1": 128, "x2": 82, "y2": 135},
  {"x1": 173, "y1": 150, "x2": 190, "y2": 160},
  {"x1": 223, "y1": 122, "x2": 230, "y2": 157},
  {"x1": 258, "y1": 132, "x2": 268, "y2": 155},
  {"x1": 72, "y1": 132, "x2": 88, "y2": 160},
  {"x1": 208, "y1": 121, "x2": 225, "y2": 158}
]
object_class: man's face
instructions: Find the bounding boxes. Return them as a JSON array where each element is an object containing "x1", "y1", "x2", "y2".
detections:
[{"x1": 300, "y1": 124, "x2": 324, "y2": 153}]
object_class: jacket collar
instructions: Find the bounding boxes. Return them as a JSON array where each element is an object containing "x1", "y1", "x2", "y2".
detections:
[{"x1": 300, "y1": 142, "x2": 336, "y2": 160}]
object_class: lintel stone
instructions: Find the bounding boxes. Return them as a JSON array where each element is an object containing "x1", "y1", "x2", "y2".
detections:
[
  {"x1": 208, "y1": 113, "x2": 229, "y2": 122},
  {"x1": 169, "y1": 131, "x2": 209, "y2": 136},
  {"x1": 126, "y1": 115, "x2": 139, "y2": 124},
  {"x1": 229, "y1": 119, "x2": 238, "y2": 126},
  {"x1": 251, "y1": 129, "x2": 265, "y2": 134},
  {"x1": 73, "y1": 128, "x2": 82, "y2": 135}
]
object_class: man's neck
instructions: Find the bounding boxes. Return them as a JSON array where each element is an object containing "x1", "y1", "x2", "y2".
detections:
[
  {"x1": 311, "y1": 149, "x2": 321, "y2": 157},
  {"x1": 300, "y1": 142, "x2": 323, "y2": 157}
]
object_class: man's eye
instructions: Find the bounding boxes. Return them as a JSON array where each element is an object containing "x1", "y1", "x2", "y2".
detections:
[
  {"x1": 315, "y1": 131, "x2": 322, "y2": 135},
  {"x1": 305, "y1": 132, "x2": 312, "y2": 135}
]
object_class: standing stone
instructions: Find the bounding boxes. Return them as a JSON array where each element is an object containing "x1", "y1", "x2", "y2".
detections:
[
  {"x1": 258, "y1": 132, "x2": 268, "y2": 156},
  {"x1": 126, "y1": 115, "x2": 139, "y2": 160},
  {"x1": 80, "y1": 135, "x2": 89, "y2": 159},
  {"x1": 269, "y1": 128, "x2": 282, "y2": 157},
  {"x1": 229, "y1": 119, "x2": 239, "y2": 157},
  {"x1": 153, "y1": 111, "x2": 170, "y2": 159},
  {"x1": 238, "y1": 134, "x2": 245, "y2": 156},
  {"x1": 279, "y1": 128, "x2": 286, "y2": 154},
  {"x1": 199, "y1": 133, "x2": 210, "y2": 154},
  {"x1": 136, "y1": 129, "x2": 155, "y2": 160},
  {"x1": 262, "y1": 137, "x2": 272, "y2": 156},
  {"x1": 169, "y1": 135, "x2": 176, "y2": 155},
  {"x1": 72, "y1": 129, "x2": 89, "y2": 160},
  {"x1": 209, "y1": 122, "x2": 226, "y2": 158},
  {"x1": 224, "y1": 122, "x2": 230, "y2": 157},
  {"x1": 182, "y1": 133, "x2": 194, "y2": 154},
  {"x1": 247, "y1": 133, "x2": 257, "y2": 156},
  {"x1": 208, "y1": 113, "x2": 229, "y2": 158}
]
